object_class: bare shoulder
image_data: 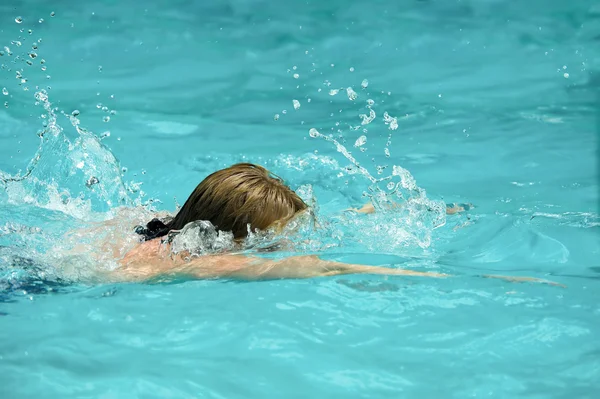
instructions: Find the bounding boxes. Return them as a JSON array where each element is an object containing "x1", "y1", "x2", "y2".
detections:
[
  {"x1": 114, "y1": 239, "x2": 253, "y2": 281},
  {"x1": 120, "y1": 239, "x2": 163, "y2": 265}
]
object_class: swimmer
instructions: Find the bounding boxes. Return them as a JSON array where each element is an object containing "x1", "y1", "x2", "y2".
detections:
[{"x1": 112, "y1": 163, "x2": 561, "y2": 286}]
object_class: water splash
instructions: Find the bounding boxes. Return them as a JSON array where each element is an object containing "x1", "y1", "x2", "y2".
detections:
[
  {"x1": 167, "y1": 221, "x2": 235, "y2": 259},
  {"x1": 293, "y1": 75, "x2": 447, "y2": 248},
  {"x1": 1, "y1": 89, "x2": 133, "y2": 216},
  {"x1": 307, "y1": 127, "x2": 376, "y2": 183}
]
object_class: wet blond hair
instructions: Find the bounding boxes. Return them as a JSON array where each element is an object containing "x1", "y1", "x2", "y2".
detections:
[{"x1": 137, "y1": 163, "x2": 307, "y2": 240}]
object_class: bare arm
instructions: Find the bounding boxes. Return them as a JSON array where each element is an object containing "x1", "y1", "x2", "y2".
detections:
[
  {"x1": 353, "y1": 202, "x2": 470, "y2": 215},
  {"x1": 115, "y1": 247, "x2": 562, "y2": 287},
  {"x1": 167, "y1": 255, "x2": 447, "y2": 281},
  {"x1": 157, "y1": 257, "x2": 563, "y2": 286}
]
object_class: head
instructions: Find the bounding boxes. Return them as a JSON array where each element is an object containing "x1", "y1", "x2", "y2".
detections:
[{"x1": 138, "y1": 163, "x2": 307, "y2": 240}]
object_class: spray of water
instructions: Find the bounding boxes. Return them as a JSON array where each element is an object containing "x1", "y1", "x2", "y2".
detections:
[
  {"x1": 0, "y1": 17, "x2": 154, "y2": 294},
  {"x1": 278, "y1": 58, "x2": 447, "y2": 249}
]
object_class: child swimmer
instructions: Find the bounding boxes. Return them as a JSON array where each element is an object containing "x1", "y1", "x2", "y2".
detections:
[{"x1": 113, "y1": 163, "x2": 560, "y2": 286}]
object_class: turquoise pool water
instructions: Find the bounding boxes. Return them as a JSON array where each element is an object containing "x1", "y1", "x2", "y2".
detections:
[{"x1": 1, "y1": 0, "x2": 599, "y2": 397}]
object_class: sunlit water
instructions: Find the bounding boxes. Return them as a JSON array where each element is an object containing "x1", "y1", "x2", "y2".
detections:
[{"x1": 1, "y1": 0, "x2": 599, "y2": 398}]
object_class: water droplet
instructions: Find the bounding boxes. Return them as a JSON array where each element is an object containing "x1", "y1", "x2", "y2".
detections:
[
  {"x1": 2, "y1": 88, "x2": 8, "y2": 96},
  {"x1": 96, "y1": 103, "x2": 103, "y2": 109},
  {"x1": 293, "y1": 73, "x2": 299, "y2": 79},
  {"x1": 100, "y1": 131, "x2": 111, "y2": 139},
  {"x1": 273, "y1": 114, "x2": 280, "y2": 121},
  {"x1": 384, "y1": 148, "x2": 391, "y2": 157},
  {"x1": 121, "y1": 167, "x2": 128, "y2": 173},
  {"x1": 387, "y1": 182, "x2": 395, "y2": 190},
  {"x1": 354, "y1": 135, "x2": 367, "y2": 147},
  {"x1": 26, "y1": 60, "x2": 33, "y2": 66},
  {"x1": 15, "y1": 16, "x2": 23, "y2": 24},
  {"x1": 360, "y1": 108, "x2": 376, "y2": 125},
  {"x1": 383, "y1": 112, "x2": 398, "y2": 130},
  {"x1": 29, "y1": 52, "x2": 37, "y2": 59},
  {"x1": 309, "y1": 128, "x2": 320, "y2": 138},
  {"x1": 4, "y1": 101, "x2": 8, "y2": 108},
  {"x1": 50, "y1": 12, "x2": 56, "y2": 17},
  {"x1": 101, "y1": 106, "x2": 109, "y2": 112},
  {"x1": 110, "y1": 110, "x2": 117, "y2": 115},
  {"x1": 367, "y1": 99, "x2": 374, "y2": 106},
  {"x1": 39, "y1": 18, "x2": 44, "y2": 24},
  {"x1": 34, "y1": 90, "x2": 48, "y2": 102},
  {"x1": 0, "y1": 51, "x2": 4, "y2": 57},
  {"x1": 86, "y1": 176, "x2": 100, "y2": 187},
  {"x1": 292, "y1": 65, "x2": 297, "y2": 70},
  {"x1": 28, "y1": 29, "x2": 32, "y2": 35},
  {"x1": 329, "y1": 89, "x2": 339, "y2": 96},
  {"x1": 292, "y1": 99, "x2": 300, "y2": 110},
  {"x1": 282, "y1": 110, "x2": 287, "y2": 115},
  {"x1": 346, "y1": 87, "x2": 358, "y2": 101},
  {"x1": 349, "y1": 67, "x2": 355, "y2": 72},
  {"x1": 71, "y1": 110, "x2": 80, "y2": 117},
  {"x1": 41, "y1": 66, "x2": 47, "y2": 71},
  {"x1": 98, "y1": 65, "x2": 103, "y2": 72},
  {"x1": 103, "y1": 116, "x2": 110, "y2": 122},
  {"x1": 40, "y1": 59, "x2": 46, "y2": 64},
  {"x1": 361, "y1": 79, "x2": 369, "y2": 89},
  {"x1": 32, "y1": 44, "x2": 38, "y2": 50},
  {"x1": 563, "y1": 73, "x2": 569, "y2": 78}
]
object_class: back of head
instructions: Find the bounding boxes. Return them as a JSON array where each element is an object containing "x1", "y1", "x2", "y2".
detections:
[{"x1": 140, "y1": 163, "x2": 307, "y2": 240}]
